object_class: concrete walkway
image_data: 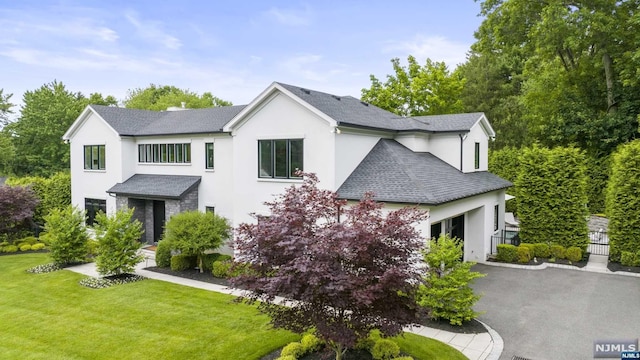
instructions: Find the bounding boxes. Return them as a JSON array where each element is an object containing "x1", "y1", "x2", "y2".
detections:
[{"x1": 65, "y1": 250, "x2": 502, "y2": 360}]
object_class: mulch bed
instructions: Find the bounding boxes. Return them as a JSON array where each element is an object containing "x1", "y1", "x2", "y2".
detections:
[
  {"x1": 487, "y1": 253, "x2": 590, "y2": 268},
  {"x1": 144, "y1": 266, "x2": 230, "y2": 287},
  {"x1": 607, "y1": 262, "x2": 640, "y2": 274},
  {"x1": 261, "y1": 347, "x2": 386, "y2": 360},
  {"x1": 418, "y1": 317, "x2": 486, "y2": 334}
]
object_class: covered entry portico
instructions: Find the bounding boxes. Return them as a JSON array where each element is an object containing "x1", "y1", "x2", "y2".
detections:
[{"x1": 107, "y1": 174, "x2": 201, "y2": 244}]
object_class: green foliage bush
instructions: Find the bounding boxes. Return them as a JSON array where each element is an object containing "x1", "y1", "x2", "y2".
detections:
[
  {"x1": 280, "y1": 342, "x2": 304, "y2": 358},
  {"x1": 550, "y1": 244, "x2": 566, "y2": 259},
  {"x1": 496, "y1": 244, "x2": 517, "y2": 262},
  {"x1": 371, "y1": 339, "x2": 400, "y2": 360},
  {"x1": 489, "y1": 147, "x2": 520, "y2": 214},
  {"x1": 519, "y1": 243, "x2": 535, "y2": 256},
  {"x1": 517, "y1": 246, "x2": 531, "y2": 263},
  {"x1": 41, "y1": 205, "x2": 88, "y2": 265},
  {"x1": 19, "y1": 244, "x2": 32, "y2": 251},
  {"x1": 607, "y1": 140, "x2": 640, "y2": 263},
  {"x1": 516, "y1": 146, "x2": 589, "y2": 250},
  {"x1": 170, "y1": 254, "x2": 196, "y2": 271},
  {"x1": 419, "y1": 235, "x2": 485, "y2": 325},
  {"x1": 6, "y1": 172, "x2": 71, "y2": 224},
  {"x1": 155, "y1": 240, "x2": 173, "y2": 268},
  {"x1": 275, "y1": 356, "x2": 296, "y2": 360},
  {"x1": 301, "y1": 333, "x2": 322, "y2": 353},
  {"x1": 94, "y1": 209, "x2": 144, "y2": 276},
  {"x1": 19, "y1": 236, "x2": 38, "y2": 245},
  {"x1": 31, "y1": 243, "x2": 45, "y2": 250},
  {"x1": 212, "y1": 259, "x2": 233, "y2": 278},
  {"x1": 533, "y1": 243, "x2": 551, "y2": 258},
  {"x1": 620, "y1": 251, "x2": 640, "y2": 267},
  {"x1": 3, "y1": 244, "x2": 18, "y2": 253},
  {"x1": 565, "y1": 247, "x2": 583, "y2": 262},
  {"x1": 392, "y1": 357, "x2": 414, "y2": 360},
  {"x1": 201, "y1": 253, "x2": 232, "y2": 271},
  {"x1": 86, "y1": 239, "x2": 99, "y2": 257}
]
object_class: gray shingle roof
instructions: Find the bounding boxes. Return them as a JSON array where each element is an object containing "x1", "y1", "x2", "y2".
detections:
[
  {"x1": 277, "y1": 82, "x2": 484, "y2": 133},
  {"x1": 107, "y1": 174, "x2": 201, "y2": 199},
  {"x1": 337, "y1": 139, "x2": 512, "y2": 205},
  {"x1": 91, "y1": 105, "x2": 246, "y2": 136}
]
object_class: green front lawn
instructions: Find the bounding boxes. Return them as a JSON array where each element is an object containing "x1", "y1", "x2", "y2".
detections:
[{"x1": 1, "y1": 254, "x2": 465, "y2": 360}]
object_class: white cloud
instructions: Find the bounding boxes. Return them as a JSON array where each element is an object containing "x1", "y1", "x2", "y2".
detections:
[
  {"x1": 265, "y1": 6, "x2": 312, "y2": 26},
  {"x1": 281, "y1": 54, "x2": 327, "y2": 82},
  {"x1": 124, "y1": 11, "x2": 181, "y2": 50},
  {"x1": 384, "y1": 35, "x2": 471, "y2": 68}
]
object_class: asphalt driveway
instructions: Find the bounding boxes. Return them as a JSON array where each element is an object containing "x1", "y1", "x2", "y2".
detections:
[{"x1": 471, "y1": 264, "x2": 640, "y2": 360}]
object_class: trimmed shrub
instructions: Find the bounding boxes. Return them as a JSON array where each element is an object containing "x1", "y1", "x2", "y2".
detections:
[
  {"x1": 301, "y1": 333, "x2": 322, "y2": 353},
  {"x1": 533, "y1": 243, "x2": 551, "y2": 258},
  {"x1": 496, "y1": 244, "x2": 517, "y2": 262},
  {"x1": 565, "y1": 247, "x2": 582, "y2": 262},
  {"x1": 550, "y1": 245, "x2": 566, "y2": 260},
  {"x1": 517, "y1": 246, "x2": 532, "y2": 263},
  {"x1": 155, "y1": 240, "x2": 172, "y2": 268},
  {"x1": 519, "y1": 243, "x2": 535, "y2": 256},
  {"x1": 19, "y1": 244, "x2": 32, "y2": 251},
  {"x1": 19, "y1": 237, "x2": 38, "y2": 245},
  {"x1": 41, "y1": 205, "x2": 88, "y2": 265},
  {"x1": 371, "y1": 339, "x2": 400, "y2": 360},
  {"x1": 489, "y1": 147, "x2": 521, "y2": 214},
  {"x1": 94, "y1": 209, "x2": 144, "y2": 276},
  {"x1": 86, "y1": 239, "x2": 99, "y2": 257},
  {"x1": 31, "y1": 243, "x2": 45, "y2": 250},
  {"x1": 6, "y1": 172, "x2": 71, "y2": 225},
  {"x1": 171, "y1": 254, "x2": 196, "y2": 271},
  {"x1": 4, "y1": 244, "x2": 18, "y2": 253},
  {"x1": 620, "y1": 251, "x2": 640, "y2": 267},
  {"x1": 392, "y1": 357, "x2": 414, "y2": 360},
  {"x1": 201, "y1": 253, "x2": 232, "y2": 271},
  {"x1": 212, "y1": 259, "x2": 232, "y2": 278},
  {"x1": 280, "y1": 342, "x2": 304, "y2": 358}
]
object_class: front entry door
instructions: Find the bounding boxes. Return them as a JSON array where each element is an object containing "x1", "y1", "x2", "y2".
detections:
[{"x1": 153, "y1": 200, "x2": 165, "y2": 243}]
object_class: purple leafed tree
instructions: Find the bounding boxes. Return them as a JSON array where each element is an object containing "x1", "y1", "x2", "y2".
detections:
[
  {"x1": 231, "y1": 173, "x2": 427, "y2": 360},
  {"x1": 0, "y1": 185, "x2": 39, "y2": 235}
]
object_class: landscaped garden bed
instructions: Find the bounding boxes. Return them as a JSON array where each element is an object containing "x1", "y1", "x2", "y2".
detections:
[
  {"x1": 490, "y1": 243, "x2": 589, "y2": 268},
  {"x1": 607, "y1": 262, "x2": 640, "y2": 274}
]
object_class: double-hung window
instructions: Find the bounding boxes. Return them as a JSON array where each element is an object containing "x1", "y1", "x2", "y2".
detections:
[
  {"x1": 205, "y1": 143, "x2": 214, "y2": 169},
  {"x1": 84, "y1": 145, "x2": 105, "y2": 170},
  {"x1": 258, "y1": 139, "x2": 303, "y2": 179}
]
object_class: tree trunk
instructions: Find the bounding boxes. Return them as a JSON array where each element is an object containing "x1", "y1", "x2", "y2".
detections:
[
  {"x1": 603, "y1": 52, "x2": 617, "y2": 113},
  {"x1": 198, "y1": 255, "x2": 203, "y2": 273},
  {"x1": 332, "y1": 342, "x2": 346, "y2": 360}
]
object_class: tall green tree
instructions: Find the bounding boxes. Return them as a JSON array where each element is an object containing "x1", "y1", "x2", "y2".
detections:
[
  {"x1": 124, "y1": 84, "x2": 232, "y2": 111},
  {"x1": 361, "y1": 56, "x2": 465, "y2": 117},
  {"x1": 0, "y1": 89, "x2": 15, "y2": 127},
  {"x1": 94, "y1": 209, "x2": 144, "y2": 276}
]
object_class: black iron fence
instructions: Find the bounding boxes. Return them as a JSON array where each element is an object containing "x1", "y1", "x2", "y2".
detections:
[{"x1": 490, "y1": 228, "x2": 609, "y2": 256}]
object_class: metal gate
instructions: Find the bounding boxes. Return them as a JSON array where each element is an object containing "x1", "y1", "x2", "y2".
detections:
[{"x1": 588, "y1": 230, "x2": 609, "y2": 256}]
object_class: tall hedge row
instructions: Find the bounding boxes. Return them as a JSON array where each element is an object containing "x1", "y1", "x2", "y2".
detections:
[
  {"x1": 515, "y1": 145, "x2": 589, "y2": 250},
  {"x1": 5, "y1": 172, "x2": 71, "y2": 224},
  {"x1": 488, "y1": 147, "x2": 520, "y2": 214},
  {"x1": 606, "y1": 140, "x2": 640, "y2": 262}
]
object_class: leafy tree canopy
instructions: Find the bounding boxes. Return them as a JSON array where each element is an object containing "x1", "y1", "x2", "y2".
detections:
[
  {"x1": 0, "y1": 185, "x2": 39, "y2": 236},
  {"x1": 361, "y1": 56, "x2": 465, "y2": 117},
  {"x1": 124, "y1": 84, "x2": 232, "y2": 111},
  {"x1": 232, "y1": 173, "x2": 427, "y2": 360},
  {"x1": 0, "y1": 89, "x2": 15, "y2": 127}
]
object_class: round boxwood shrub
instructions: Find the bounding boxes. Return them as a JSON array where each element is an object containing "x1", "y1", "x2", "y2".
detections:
[
  {"x1": 519, "y1": 243, "x2": 536, "y2": 256},
  {"x1": 19, "y1": 236, "x2": 38, "y2": 245},
  {"x1": 533, "y1": 243, "x2": 551, "y2": 258},
  {"x1": 566, "y1": 247, "x2": 582, "y2": 262},
  {"x1": 280, "y1": 342, "x2": 304, "y2": 358},
  {"x1": 31, "y1": 243, "x2": 46, "y2": 251},
  {"x1": 3, "y1": 245, "x2": 18, "y2": 253},
  {"x1": 170, "y1": 254, "x2": 196, "y2": 271},
  {"x1": 212, "y1": 259, "x2": 232, "y2": 278},
  {"x1": 301, "y1": 333, "x2": 322, "y2": 353},
  {"x1": 517, "y1": 246, "x2": 532, "y2": 263},
  {"x1": 155, "y1": 240, "x2": 172, "y2": 268},
  {"x1": 19, "y1": 244, "x2": 32, "y2": 251},
  {"x1": 371, "y1": 339, "x2": 400, "y2": 360},
  {"x1": 496, "y1": 244, "x2": 517, "y2": 262},
  {"x1": 550, "y1": 244, "x2": 566, "y2": 259}
]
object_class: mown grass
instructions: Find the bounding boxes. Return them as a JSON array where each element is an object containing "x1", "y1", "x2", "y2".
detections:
[{"x1": 1, "y1": 253, "x2": 465, "y2": 360}]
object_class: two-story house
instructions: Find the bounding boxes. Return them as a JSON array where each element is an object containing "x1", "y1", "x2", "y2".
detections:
[{"x1": 63, "y1": 82, "x2": 511, "y2": 262}]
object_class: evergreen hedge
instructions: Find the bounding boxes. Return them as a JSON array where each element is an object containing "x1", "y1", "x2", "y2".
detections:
[
  {"x1": 606, "y1": 140, "x2": 640, "y2": 262},
  {"x1": 516, "y1": 146, "x2": 589, "y2": 250},
  {"x1": 6, "y1": 172, "x2": 71, "y2": 224},
  {"x1": 488, "y1": 147, "x2": 520, "y2": 213}
]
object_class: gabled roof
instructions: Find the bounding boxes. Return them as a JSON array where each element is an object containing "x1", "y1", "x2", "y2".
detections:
[
  {"x1": 107, "y1": 174, "x2": 201, "y2": 199},
  {"x1": 337, "y1": 139, "x2": 512, "y2": 205}
]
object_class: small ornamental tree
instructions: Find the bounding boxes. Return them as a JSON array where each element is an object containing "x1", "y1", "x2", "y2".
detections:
[
  {"x1": 231, "y1": 173, "x2": 427, "y2": 360},
  {"x1": 0, "y1": 185, "x2": 39, "y2": 237},
  {"x1": 418, "y1": 235, "x2": 485, "y2": 325},
  {"x1": 163, "y1": 210, "x2": 231, "y2": 273},
  {"x1": 94, "y1": 209, "x2": 144, "y2": 276},
  {"x1": 41, "y1": 205, "x2": 88, "y2": 265},
  {"x1": 607, "y1": 140, "x2": 640, "y2": 262}
]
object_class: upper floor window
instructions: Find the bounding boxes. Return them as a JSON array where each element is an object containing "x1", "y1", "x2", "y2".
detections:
[
  {"x1": 494, "y1": 204, "x2": 499, "y2": 231},
  {"x1": 138, "y1": 143, "x2": 191, "y2": 164},
  {"x1": 205, "y1": 143, "x2": 214, "y2": 169},
  {"x1": 474, "y1": 142, "x2": 480, "y2": 170},
  {"x1": 85, "y1": 198, "x2": 106, "y2": 226},
  {"x1": 84, "y1": 145, "x2": 105, "y2": 170},
  {"x1": 258, "y1": 139, "x2": 303, "y2": 179}
]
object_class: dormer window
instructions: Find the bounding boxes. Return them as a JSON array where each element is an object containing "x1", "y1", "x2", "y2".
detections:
[{"x1": 474, "y1": 142, "x2": 480, "y2": 170}]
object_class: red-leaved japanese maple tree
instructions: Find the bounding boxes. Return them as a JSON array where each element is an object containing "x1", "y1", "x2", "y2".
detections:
[{"x1": 231, "y1": 173, "x2": 427, "y2": 360}]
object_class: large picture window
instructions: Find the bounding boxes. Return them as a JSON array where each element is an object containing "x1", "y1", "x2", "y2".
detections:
[
  {"x1": 84, "y1": 198, "x2": 106, "y2": 226},
  {"x1": 205, "y1": 143, "x2": 214, "y2": 169},
  {"x1": 84, "y1": 145, "x2": 105, "y2": 170},
  {"x1": 138, "y1": 143, "x2": 191, "y2": 164},
  {"x1": 258, "y1": 139, "x2": 303, "y2": 179}
]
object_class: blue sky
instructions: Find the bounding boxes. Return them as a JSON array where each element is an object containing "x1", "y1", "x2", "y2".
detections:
[{"x1": 0, "y1": 0, "x2": 484, "y2": 110}]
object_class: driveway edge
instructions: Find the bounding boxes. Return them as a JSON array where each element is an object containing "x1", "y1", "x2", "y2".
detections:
[{"x1": 476, "y1": 319, "x2": 503, "y2": 360}]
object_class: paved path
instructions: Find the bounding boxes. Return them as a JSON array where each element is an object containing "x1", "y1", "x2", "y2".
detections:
[
  {"x1": 66, "y1": 251, "x2": 501, "y2": 360},
  {"x1": 472, "y1": 263, "x2": 640, "y2": 360}
]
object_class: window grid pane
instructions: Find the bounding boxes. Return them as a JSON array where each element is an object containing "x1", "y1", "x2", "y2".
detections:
[
  {"x1": 145, "y1": 145, "x2": 152, "y2": 163},
  {"x1": 258, "y1": 140, "x2": 273, "y2": 178},
  {"x1": 274, "y1": 140, "x2": 288, "y2": 178},
  {"x1": 289, "y1": 140, "x2": 303, "y2": 178},
  {"x1": 138, "y1": 145, "x2": 145, "y2": 162},
  {"x1": 168, "y1": 144, "x2": 175, "y2": 163},
  {"x1": 84, "y1": 146, "x2": 91, "y2": 169},
  {"x1": 176, "y1": 144, "x2": 183, "y2": 163},
  {"x1": 184, "y1": 144, "x2": 191, "y2": 163},
  {"x1": 98, "y1": 145, "x2": 105, "y2": 169},
  {"x1": 205, "y1": 143, "x2": 214, "y2": 169}
]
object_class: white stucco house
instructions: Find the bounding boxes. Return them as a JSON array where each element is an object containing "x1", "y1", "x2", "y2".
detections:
[{"x1": 63, "y1": 82, "x2": 511, "y2": 262}]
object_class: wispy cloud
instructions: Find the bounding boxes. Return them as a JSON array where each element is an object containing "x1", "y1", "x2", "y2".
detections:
[
  {"x1": 384, "y1": 35, "x2": 470, "y2": 67},
  {"x1": 124, "y1": 10, "x2": 181, "y2": 50},
  {"x1": 280, "y1": 54, "x2": 349, "y2": 83},
  {"x1": 265, "y1": 6, "x2": 312, "y2": 26}
]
